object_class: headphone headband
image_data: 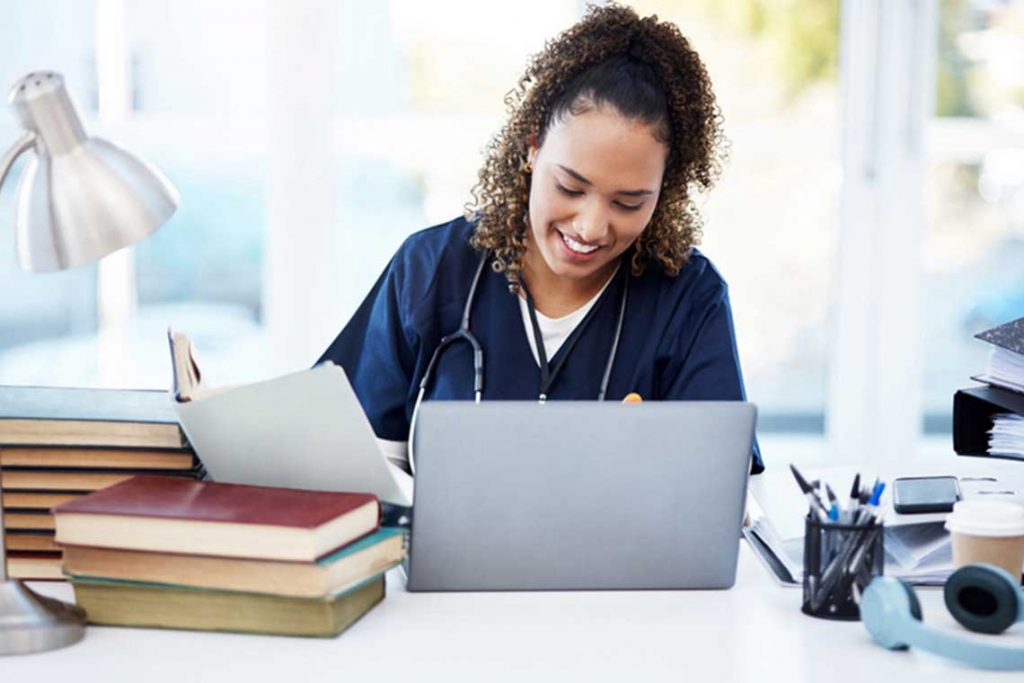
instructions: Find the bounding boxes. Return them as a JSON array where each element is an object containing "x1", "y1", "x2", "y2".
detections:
[{"x1": 861, "y1": 575, "x2": 1024, "y2": 671}]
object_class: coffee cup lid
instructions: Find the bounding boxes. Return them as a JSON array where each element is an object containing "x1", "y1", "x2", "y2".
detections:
[{"x1": 945, "y1": 500, "x2": 1024, "y2": 537}]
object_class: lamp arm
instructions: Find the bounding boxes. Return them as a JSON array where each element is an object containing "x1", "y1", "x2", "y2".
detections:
[
  {"x1": 0, "y1": 132, "x2": 34, "y2": 579},
  {"x1": 0, "y1": 131, "x2": 36, "y2": 194},
  {"x1": 0, "y1": 131, "x2": 33, "y2": 578}
]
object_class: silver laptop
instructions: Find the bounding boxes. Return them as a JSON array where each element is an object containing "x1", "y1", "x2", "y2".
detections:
[{"x1": 407, "y1": 401, "x2": 757, "y2": 591}]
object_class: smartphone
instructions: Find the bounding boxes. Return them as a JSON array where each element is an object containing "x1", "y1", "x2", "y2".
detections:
[{"x1": 892, "y1": 476, "x2": 961, "y2": 514}]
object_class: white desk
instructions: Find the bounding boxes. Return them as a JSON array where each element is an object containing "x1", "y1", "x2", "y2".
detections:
[{"x1": 5, "y1": 544, "x2": 1022, "y2": 682}]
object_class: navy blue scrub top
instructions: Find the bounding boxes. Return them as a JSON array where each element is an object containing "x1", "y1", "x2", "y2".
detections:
[{"x1": 318, "y1": 216, "x2": 764, "y2": 473}]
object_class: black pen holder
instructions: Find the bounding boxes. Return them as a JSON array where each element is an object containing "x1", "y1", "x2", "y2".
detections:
[{"x1": 801, "y1": 516, "x2": 884, "y2": 620}]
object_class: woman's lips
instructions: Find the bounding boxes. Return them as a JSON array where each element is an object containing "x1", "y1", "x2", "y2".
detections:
[{"x1": 555, "y1": 229, "x2": 602, "y2": 262}]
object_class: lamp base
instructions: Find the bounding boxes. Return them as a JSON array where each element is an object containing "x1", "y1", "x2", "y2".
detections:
[{"x1": 0, "y1": 579, "x2": 85, "y2": 656}]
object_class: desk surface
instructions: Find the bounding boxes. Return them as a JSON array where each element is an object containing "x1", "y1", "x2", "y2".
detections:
[{"x1": 6, "y1": 544, "x2": 1022, "y2": 682}]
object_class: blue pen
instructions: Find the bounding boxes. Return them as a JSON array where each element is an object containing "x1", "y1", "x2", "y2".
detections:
[
  {"x1": 824, "y1": 484, "x2": 841, "y2": 522},
  {"x1": 856, "y1": 482, "x2": 886, "y2": 525},
  {"x1": 869, "y1": 481, "x2": 885, "y2": 507}
]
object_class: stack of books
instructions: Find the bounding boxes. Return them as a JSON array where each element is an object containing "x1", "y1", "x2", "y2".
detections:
[
  {"x1": 1, "y1": 385, "x2": 204, "y2": 580},
  {"x1": 53, "y1": 476, "x2": 404, "y2": 637},
  {"x1": 954, "y1": 317, "x2": 1024, "y2": 460}
]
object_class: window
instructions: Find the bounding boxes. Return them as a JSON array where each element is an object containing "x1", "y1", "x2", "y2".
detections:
[
  {"x1": 632, "y1": 2, "x2": 841, "y2": 438},
  {"x1": 922, "y1": 0, "x2": 1024, "y2": 434}
]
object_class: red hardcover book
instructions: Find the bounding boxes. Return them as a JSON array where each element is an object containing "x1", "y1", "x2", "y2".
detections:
[{"x1": 53, "y1": 475, "x2": 380, "y2": 561}]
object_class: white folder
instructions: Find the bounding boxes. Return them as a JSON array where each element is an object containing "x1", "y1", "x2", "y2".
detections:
[{"x1": 173, "y1": 363, "x2": 412, "y2": 506}]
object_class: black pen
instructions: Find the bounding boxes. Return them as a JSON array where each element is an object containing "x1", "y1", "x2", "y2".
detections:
[
  {"x1": 848, "y1": 473, "x2": 861, "y2": 515},
  {"x1": 789, "y1": 464, "x2": 829, "y2": 523}
]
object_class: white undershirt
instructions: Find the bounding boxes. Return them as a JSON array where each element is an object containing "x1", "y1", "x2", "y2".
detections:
[{"x1": 519, "y1": 265, "x2": 620, "y2": 366}]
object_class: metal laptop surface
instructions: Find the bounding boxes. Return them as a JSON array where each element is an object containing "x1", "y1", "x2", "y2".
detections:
[{"x1": 407, "y1": 401, "x2": 756, "y2": 591}]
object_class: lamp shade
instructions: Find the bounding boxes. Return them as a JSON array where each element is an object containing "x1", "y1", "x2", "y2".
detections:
[{"x1": 0, "y1": 71, "x2": 178, "y2": 271}]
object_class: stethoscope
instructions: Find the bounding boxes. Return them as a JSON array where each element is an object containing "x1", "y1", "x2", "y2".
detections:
[{"x1": 407, "y1": 250, "x2": 630, "y2": 475}]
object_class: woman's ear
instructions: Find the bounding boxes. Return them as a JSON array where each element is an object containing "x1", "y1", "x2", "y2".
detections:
[{"x1": 526, "y1": 132, "x2": 539, "y2": 168}]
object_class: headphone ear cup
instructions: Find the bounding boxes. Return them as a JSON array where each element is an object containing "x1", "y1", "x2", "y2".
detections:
[
  {"x1": 860, "y1": 577, "x2": 921, "y2": 650},
  {"x1": 945, "y1": 564, "x2": 1021, "y2": 635}
]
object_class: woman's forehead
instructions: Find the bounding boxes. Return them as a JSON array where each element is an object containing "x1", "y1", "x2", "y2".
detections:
[{"x1": 540, "y1": 108, "x2": 668, "y2": 187}]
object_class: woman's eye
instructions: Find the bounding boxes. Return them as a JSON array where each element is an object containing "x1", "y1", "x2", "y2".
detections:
[
  {"x1": 555, "y1": 183, "x2": 583, "y2": 197},
  {"x1": 556, "y1": 182, "x2": 642, "y2": 211}
]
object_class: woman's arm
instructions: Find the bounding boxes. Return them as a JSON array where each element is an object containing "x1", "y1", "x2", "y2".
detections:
[
  {"x1": 658, "y1": 280, "x2": 764, "y2": 473},
  {"x1": 317, "y1": 255, "x2": 420, "y2": 443}
]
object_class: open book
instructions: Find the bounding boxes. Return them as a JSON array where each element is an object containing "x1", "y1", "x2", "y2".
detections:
[{"x1": 167, "y1": 330, "x2": 412, "y2": 506}]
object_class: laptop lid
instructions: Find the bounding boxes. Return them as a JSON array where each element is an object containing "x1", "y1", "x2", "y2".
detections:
[{"x1": 407, "y1": 401, "x2": 756, "y2": 591}]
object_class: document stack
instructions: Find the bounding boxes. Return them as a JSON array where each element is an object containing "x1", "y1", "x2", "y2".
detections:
[
  {"x1": 53, "y1": 476, "x2": 404, "y2": 637},
  {"x1": 954, "y1": 316, "x2": 1024, "y2": 460},
  {"x1": 0, "y1": 385, "x2": 204, "y2": 580}
]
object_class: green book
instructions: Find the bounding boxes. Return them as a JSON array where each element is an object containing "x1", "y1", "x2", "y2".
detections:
[
  {"x1": 71, "y1": 573, "x2": 386, "y2": 637},
  {"x1": 0, "y1": 385, "x2": 186, "y2": 449}
]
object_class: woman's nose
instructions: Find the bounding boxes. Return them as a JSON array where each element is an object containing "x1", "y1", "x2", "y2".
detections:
[{"x1": 573, "y1": 202, "x2": 610, "y2": 243}]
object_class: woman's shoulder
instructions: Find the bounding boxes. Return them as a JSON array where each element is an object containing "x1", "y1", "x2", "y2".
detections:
[
  {"x1": 399, "y1": 214, "x2": 476, "y2": 255},
  {"x1": 388, "y1": 215, "x2": 482, "y2": 319},
  {"x1": 636, "y1": 246, "x2": 729, "y2": 304},
  {"x1": 392, "y1": 215, "x2": 478, "y2": 276}
]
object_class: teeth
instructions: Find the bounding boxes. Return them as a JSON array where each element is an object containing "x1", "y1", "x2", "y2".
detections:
[{"x1": 561, "y1": 232, "x2": 599, "y2": 254}]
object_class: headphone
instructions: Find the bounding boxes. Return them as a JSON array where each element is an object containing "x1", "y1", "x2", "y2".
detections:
[{"x1": 860, "y1": 564, "x2": 1024, "y2": 670}]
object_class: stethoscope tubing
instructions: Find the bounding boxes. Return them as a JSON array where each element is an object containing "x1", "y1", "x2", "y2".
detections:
[{"x1": 408, "y1": 250, "x2": 628, "y2": 475}]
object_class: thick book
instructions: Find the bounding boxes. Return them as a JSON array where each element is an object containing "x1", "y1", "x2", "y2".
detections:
[
  {"x1": 2, "y1": 491, "x2": 84, "y2": 510},
  {"x1": 1, "y1": 468, "x2": 199, "y2": 491},
  {"x1": 5, "y1": 530, "x2": 59, "y2": 552},
  {"x1": 62, "y1": 527, "x2": 405, "y2": 598},
  {"x1": 3, "y1": 510, "x2": 54, "y2": 530},
  {"x1": 5, "y1": 551, "x2": 63, "y2": 580},
  {"x1": 1, "y1": 446, "x2": 196, "y2": 470},
  {"x1": 168, "y1": 330, "x2": 412, "y2": 506},
  {"x1": 0, "y1": 385, "x2": 186, "y2": 449},
  {"x1": 972, "y1": 316, "x2": 1024, "y2": 394},
  {"x1": 71, "y1": 573, "x2": 386, "y2": 637},
  {"x1": 53, "y1": 475, "x2": 380, "y2": 561}
]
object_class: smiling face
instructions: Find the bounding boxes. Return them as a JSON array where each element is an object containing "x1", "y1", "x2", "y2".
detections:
[{"x1": 525, "y1": 106, "x2": 669, "y2": 301}]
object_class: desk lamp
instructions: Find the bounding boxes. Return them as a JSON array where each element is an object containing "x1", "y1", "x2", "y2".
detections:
[{"x1": 0, "y1": 71, "x2": 178, "y2": 655}]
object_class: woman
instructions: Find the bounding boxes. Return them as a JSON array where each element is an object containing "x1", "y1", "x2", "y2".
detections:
[{"x1": 319, "y1": 4, "x2": 763, "y2": 474}]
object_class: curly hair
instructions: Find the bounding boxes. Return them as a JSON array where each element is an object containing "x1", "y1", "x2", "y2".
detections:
[{"x1": 467, "y1": 3, "x2": 727, "y2": 285}]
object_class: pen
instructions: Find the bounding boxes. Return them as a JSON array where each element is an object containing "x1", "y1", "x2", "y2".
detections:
[
  {"x1": 848, "y1": 473, "x2": 861, "y2": 515},
  {"x1": 789, "y1": 464, "x2": 829, "y2": 523},
  {"x1": 855, "y1": 481, "x2": 886, "y2": 526},
  {"x1": 832, "y1": 517, "x2": 885, "y2": 604},
  {"x1": 870, "y1": 481, "x2": 885, "y2": 507},
  {"x1": 825, "y1": 484, "x2": 840, "y2": 522}
]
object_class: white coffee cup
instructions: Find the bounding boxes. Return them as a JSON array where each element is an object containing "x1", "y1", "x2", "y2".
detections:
[{"x1": 945, "y1": 500, "x2": 1024, "y2": 579}]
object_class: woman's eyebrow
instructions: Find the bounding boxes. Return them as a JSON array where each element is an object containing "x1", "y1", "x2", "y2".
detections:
[{"x1": 556, "y1": 164, "x2": 654, "y2": 197}]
